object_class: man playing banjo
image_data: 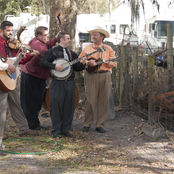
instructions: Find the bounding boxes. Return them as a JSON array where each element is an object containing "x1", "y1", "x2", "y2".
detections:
[{"x1": 39, "y1": 32, "x2": 86, "y2": 138}]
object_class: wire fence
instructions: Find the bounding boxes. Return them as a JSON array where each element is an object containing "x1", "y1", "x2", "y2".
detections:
[{"x1": 75, "y1": 44, "x2": 174, "y2": 133}]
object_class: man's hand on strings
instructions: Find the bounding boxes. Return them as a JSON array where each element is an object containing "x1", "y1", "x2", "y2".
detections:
[
  {"x1": 55, "y1": 64, "x2": 63, "y2": 72},
  {"x1": 7, "y1": 64, "x2": 16, "y2": 73},
  {"x1": 16, "y1": 52, "x2": 25, "y2": 59},
  {"x1": 80, "y1": 56, "x2": 87, "y2": 65},
  {"x1": 88, "y1": 59, "x2": 97, "y2": 67},
  {"x1": 104, "y1": 59, "x2": 109, "y2": 65}
]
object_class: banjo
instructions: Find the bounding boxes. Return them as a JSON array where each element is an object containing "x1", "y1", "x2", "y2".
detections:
[{"x1": 50, "y1": 46, "x2": 106, "y2": 80}]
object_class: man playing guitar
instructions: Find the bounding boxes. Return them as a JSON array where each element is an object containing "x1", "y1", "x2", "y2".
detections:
[{"x1": 0, "y1": 21, "x2": 38, "y2": 154}]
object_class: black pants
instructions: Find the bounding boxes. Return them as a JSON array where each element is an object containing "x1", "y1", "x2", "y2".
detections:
[
  {"x1": 20, "y1": 71, "x2": 46, "y2": 129},
  {"x1": 50, "y1": 79, "x2": 75, "y2": 135}
]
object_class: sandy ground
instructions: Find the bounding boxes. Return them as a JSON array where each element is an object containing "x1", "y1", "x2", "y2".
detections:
[{"x1": 0, "y1": 108, "x2": 174, "y2": 174}]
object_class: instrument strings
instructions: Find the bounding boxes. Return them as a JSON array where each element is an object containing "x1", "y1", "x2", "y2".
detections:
[{"x1": 16, "y1": 37, "x2": 26, "y2": 58}]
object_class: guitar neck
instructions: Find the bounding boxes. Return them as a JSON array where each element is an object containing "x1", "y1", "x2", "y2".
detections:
[
  {"x1": 97, "y1": 57, "x2": 118, "y2": 65},
  {"x1": 13, "y1": 46, "x2": 42, "y2": 67},
  {"x1": 70, "y1": 49, "x2": 102, "y2": 66},
  {"x1": 13, "y1": 55, "x2": 23, "y2": 67}
]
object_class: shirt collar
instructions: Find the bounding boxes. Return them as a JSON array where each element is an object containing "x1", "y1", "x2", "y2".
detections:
[
  {"x1": 91, "y1": 42, "x2": 103, "y2": 49},
  {"x1": 0, "y1": 35, "x2": 11, "y2": 44},
  {"x1": 36, "y1": 37, "x2": 46, "y2": 44},
  {"x1": 0, "y1": 35, "x2": 6, "y2": 43},
  {"x1": 58, "y1": 45, "x2": 66, "y2": 51}
]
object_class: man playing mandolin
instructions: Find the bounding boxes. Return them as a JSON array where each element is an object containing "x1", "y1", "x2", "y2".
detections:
[
  {"x1": 0, "y1": 21, "x2": 38, "y2": 155},
  {"x1": 79, "y1": 26, "x2": 117, "y2": 133},
  {"x1": 39, "y1": 32, "x2": 86, "y2": 138}
]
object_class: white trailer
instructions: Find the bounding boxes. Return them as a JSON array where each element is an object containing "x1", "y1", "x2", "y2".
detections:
[
  {"x1": 4, "y1": 13, "x2": 50, "y2": 44},
  {"x1": 102, "y1": 18, "x2": 138, "y2": 45},
  {"x1": 76, "y1": 13, "x2": 139, "y2": 46},
  {"x1": 143, "y1": 14, "x2": 174, "y2": 50}
]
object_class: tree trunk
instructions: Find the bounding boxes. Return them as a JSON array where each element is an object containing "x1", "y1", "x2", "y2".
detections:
[
  {"x1": 49, "y1": 0, "x2": 77, "y2": 51},
  {"x1": 42, "y1": 0, "x2": 49, "y2": 14}
]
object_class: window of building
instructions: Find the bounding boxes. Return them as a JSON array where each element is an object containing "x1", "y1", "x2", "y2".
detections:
[{"x1": 110, "y1": 25, "x2": 116, "y2": 34}]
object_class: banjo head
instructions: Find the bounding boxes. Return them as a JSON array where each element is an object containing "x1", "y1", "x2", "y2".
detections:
[{"x1": 51, "y1": 58, "x2": 72, "y2": 80}]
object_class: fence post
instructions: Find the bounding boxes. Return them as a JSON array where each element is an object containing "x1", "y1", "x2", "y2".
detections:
[
  {"x1": 133, "y1": 47, "x2": 138, "y2": 101},
  {"x1": 120, "y1": 46, "x2": 128, "y2": 109},
  {"x1": 167, "y1": 23, "x2": 173, "y2": 91},
  {"x1": 116, "y1": 46, "x2": 121, "y2": 104},
  {"x1": 148, "y1": 55, "x2": 156, "y2": 124}
]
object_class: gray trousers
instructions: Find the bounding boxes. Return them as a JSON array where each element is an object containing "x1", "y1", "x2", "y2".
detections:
[
  {"x1": 0, "y1": 92, "x2": 7, "y2": 147},
  {"x1": 1, "y1": 85, "x2": 29, "y2": 135},
  {"x1": 50, "y1": 79, "x2": 75, "y2": 135}
]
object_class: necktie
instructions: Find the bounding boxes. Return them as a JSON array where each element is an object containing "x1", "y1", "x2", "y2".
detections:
[{"x1": 63, "y1": 48, "x2": 69, "y2": 61}]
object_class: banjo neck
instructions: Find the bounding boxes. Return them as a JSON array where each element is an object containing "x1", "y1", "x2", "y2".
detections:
[
  {"x1": 51, "y1": 46, "x2": 106, "y2": 80},
  {"x1": 69, "y1": 46, "x2": 106, "y2": 66}
]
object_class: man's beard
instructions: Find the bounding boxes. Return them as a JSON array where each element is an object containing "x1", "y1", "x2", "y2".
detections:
[{"x1": 3, "y1": 33, "x2": 11, "y2": 40}]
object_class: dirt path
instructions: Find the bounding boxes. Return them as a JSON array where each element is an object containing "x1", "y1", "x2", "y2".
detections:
[{"x1": 0, "y1": 110, "x2": 174, "y2": 174}]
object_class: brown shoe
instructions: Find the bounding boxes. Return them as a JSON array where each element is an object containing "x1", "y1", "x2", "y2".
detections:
[
  {"x1": 19, "y1": 130, "x2": 39, "y2": 137},
  {"x1": 3, "y1": 133, "x2": 8, "y2": 140}
]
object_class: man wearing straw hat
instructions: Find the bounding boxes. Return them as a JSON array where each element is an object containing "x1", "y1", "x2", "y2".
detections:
[{"x1": 79, "y1": 25, "x2": 117, "y2": 133}]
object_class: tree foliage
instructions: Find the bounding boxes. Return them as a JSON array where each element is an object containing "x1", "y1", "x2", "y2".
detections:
[
  {"x1": 0, "y1": 0, "x2": 118, "y2": 22},
  {"x1": 0, "y1": 0, "x2": 161, "y2": 23},
  {"x1": 75, "y1": 0, "x2": 119, "y2": 16},
  {"x1": 0, "y1": 0, "x2": 50, "y2": 22},
  {"x1": 127, "y1": 0, "x2": 160, "y2": 23}
]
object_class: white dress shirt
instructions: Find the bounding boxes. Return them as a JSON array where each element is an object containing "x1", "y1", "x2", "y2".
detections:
[{"x1": 0, "y1": 57, "x2": 16, "y2": 71}]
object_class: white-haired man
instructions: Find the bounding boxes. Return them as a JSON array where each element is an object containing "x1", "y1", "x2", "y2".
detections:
[{"x1": 79, "y1": 26, "x2": 117, "y2": 133}]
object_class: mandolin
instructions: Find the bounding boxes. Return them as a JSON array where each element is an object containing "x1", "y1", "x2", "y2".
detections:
[{"x1": 85, "y1": 57, "x2": 119, "y2": 73}]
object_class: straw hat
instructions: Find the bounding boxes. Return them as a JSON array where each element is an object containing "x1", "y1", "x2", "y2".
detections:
[{"x1": 88, "y1": 26, "x2": 110, "y2": 38}]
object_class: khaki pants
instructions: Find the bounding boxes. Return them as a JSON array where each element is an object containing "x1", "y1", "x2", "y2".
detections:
[
  {"x1": 84, "y1": 72, "x2": 111, "y2": 128},
  {"x1": 0, "y1": 92, "x2": 7, "y2": 146},
  {"x1": 7, "y1": 85, "x2": 29, "y2": 134},
  {"x1": 2, "y1": 84, "x2": 29, "y2": 135}
]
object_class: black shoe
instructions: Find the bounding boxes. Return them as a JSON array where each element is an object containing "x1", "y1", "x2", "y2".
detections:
[
  {"x1": 95, "y1": 127, "x2": 106, "y2": 133},
  {"x1": 31, "y1": 125, "x2": 48, "y2": 130},
  {"x1": 62, "y1": 132, "x2": 73, "y2": 137},
  {"x1": 53, "y1": 133, "x2": 62, "y2": 139},
  {"x1": 82, "y1": 127, "x2": 90, "y2": 132},
  {"x1": 0, "y1": 150, "x2": 7, "y2": 156}
]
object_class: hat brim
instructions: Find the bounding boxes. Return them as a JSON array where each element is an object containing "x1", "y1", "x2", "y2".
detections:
[{"x1": 88, "y1": 29, "x2": 110, "y2": 38}]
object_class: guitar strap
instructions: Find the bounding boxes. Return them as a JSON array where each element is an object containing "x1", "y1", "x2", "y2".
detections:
[
  {"x1": 68, "y1": 50, "x2": 72, "y2": 61},
  {"x1": 0, "y1": 42, "x2": 11, "y2": 62},
  {"x1": 4, "y1": 41, "x2": 13, "y2": 58},
  {"x1": 68, "y1": 50, "x2": 76, "y2": 75},
  {"x1": 0, "y1": 55, "x2": 7, "y2": 62}
]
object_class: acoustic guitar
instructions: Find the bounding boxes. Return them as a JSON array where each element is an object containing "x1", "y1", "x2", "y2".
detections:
[
  {"x1": 85, "y1": 57, "x2": 119, "y2": 73},
  {"x1": 0, "y1": 48, "x2": 28, "y2": 93}
]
